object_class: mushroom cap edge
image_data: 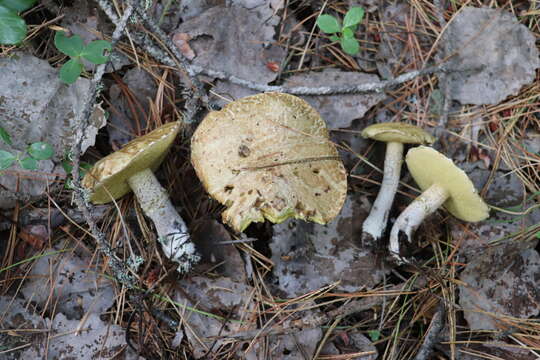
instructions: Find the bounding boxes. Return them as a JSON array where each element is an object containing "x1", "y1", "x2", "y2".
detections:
[
  {"x1": 82, "y1": 121, "x2": 181, "y2": 204},
  {"x1": 406, "y1": 146, "x2": 489, "y2": 222},
  {"x1": 361, "y1": 122, "x2": 436, "y2": 144}
]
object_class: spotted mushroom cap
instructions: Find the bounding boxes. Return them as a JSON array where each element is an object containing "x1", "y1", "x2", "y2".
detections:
[
  {"x1": 82, "y1": 122, "x2": 181, "y2": 204},
  {"x1": 406, "y1": 146, "x2": 489, "y2": 222},
  {"x1": 361, "y1": 122, "x2": 435, "y2": 144},
  {"x1": 191, "y1": 92, "x2": 348, "y2": 232}
]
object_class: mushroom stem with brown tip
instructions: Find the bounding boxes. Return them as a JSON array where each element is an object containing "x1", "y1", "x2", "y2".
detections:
[
  {"x1": 388, "y1": 146, "x2": 489, "y2": 263},
  {"x1": 127, "y1": 169, "x2": 197, "y2": 273},
  {"x1": 389, "y1": 183, "x2": 448, "y2": 261},
  {"x1": 360, "y1": 123, "x2": 435, "y2": 247}
]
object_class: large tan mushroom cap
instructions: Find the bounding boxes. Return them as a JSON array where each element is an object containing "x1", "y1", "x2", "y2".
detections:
[
  {"x1": 361, "y1": 123, "x2": 435, "y2": 144},
  {"x1": 191, "y1": 92, "x2": 347, "y2": 232},
  {"x1": 82, "y1": 122, "x2": 181, "y2": 204},
  {"x1": 406, "y1": 146, "x2": 489, "y2": 222}
]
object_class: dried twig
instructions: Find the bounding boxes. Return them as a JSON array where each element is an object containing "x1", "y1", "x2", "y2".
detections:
[
  {"x1": 191, "y1": 63, "x2": 474, "y2": 96},
  {"x1": 132, "y1": 4, "x2": 208, "y2": 121},
  {"x1": 70, "y1": 0, "x2": 137, "y2": 288}
]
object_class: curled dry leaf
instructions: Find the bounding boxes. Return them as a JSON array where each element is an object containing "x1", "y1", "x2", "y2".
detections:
[{"x1": 191, "y1": 92, "x2": 347, "y2": 232}]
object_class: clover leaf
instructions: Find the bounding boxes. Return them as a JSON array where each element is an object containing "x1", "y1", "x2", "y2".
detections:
[
  {"x1": 28, "y1": 142, "x2": 54, "y2": 160},
  {"x1": 54, "y1": 31, "x2": 112, "y2": 84},
  {"x1": 0, "y1": 0, "x2": 37, "y2": 45},
  {"x1": 0, "y1": 150, "x2": 16, "y2": 170},
  {"x1": 19, "y1": 156, "x2": 37, "y2": 170},
  {"x1": 0, "y1": 126, "x2": 12, "y2": 145}
]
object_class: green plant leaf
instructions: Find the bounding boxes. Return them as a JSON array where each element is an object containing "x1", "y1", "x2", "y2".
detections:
[
  {"x1": 81, "y1": 39, "x2": 111, "y2": 64},
  {"x1": 536, "y1": 231, "x2": 540, "y2": 239},
  {"x1": 340, "y1": 37, "x2": 360, "y2": 55},
  {"x1": 61, "y1": 159, "x2": 73, "y2": 173},
  {"x1": 342, "y1": 27, "x2": 354, "y2": 39},
  {"x1": 0, "y1": 5, "x2": 26, "y2": 45},
  {"x1": 329, "y1": 34, "x2": 340, "y2": 42},
  {"x1": 59, "y1": 58, "x2": 83, "y2": 84},
  {"x1": 367, "y1": 329, "x2": 381, "y2": 341},
  {"x1": 1, "y1": 0, "x2": 37, "y2": 12},
  {"x1": 54, "y1": 31, "x2": 84, "y2": 57},
  {"x1": 28, "y1": 141, "x2": 54, "y2": 160},
  {"x1": 0, "y1": 150, "x2": 16, "y2": 170},
  {"x1": 19, "y1": 156, "x2": 37, "y2": 170},
  {"x1": 316, "y1": 14, "x2": 341, "y2": 34},
  {"x1": 343, "y1": 7, "x2": 364, "y2": 28},
  {"x1": 0, "y1": 126, "x2": 12, "y2": 145}
]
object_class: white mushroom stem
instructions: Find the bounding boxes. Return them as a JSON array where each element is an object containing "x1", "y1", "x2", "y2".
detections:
[
  {"x1": 127, "y1": 168, "x2": 200, "y2": 273},
  {"x1": 389, "y1": 183, "x2": 449, "y2": 262},
  {"x1": 361, "y1": 142, "x2": 404, "y2": 245}
]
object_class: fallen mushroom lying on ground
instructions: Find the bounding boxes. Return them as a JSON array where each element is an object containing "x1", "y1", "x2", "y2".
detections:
[
  {"x1": 191, "y1": 92, "x2": 347, "y2": 232},
  {"x1": 389, "y1": 146, "x2": 489, "y2": 263},
  {"x1": 82, "y1": 122, "x2": 200, "y2": 273},
  {"x1": 360, "y1": 122, "x2": 435, "y2": 247}
]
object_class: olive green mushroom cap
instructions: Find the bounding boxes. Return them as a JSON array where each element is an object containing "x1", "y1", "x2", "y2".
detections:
[
  {"x1": 361, "y1": 122, "x2": 435, "y2": 144},
  {"x1": 82, "y1": 122, "x2": 181, "y2": 204},
  {"x1": 406, "y1": 146, "x2": 489, "y2": 222},
  {"x1": 191, "y1": 92, "x2": 348, "y2": 232}
]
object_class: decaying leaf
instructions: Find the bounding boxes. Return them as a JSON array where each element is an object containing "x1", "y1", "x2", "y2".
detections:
[
  {"x1": 0, "y1": 53, "x2": 106, "y2": 159},
  {"x1": 191, "y1": 92, "x2": 348, "y2": 232},
  {"x1": 173, "y1": 276, "x2": 256, "y2": 359},
  {"x1": 20, "y1": 245, "x2": 114, "y2": 320},
  {"x1": 284, "y1": 69, "x2": 386, "y2": 128},
  {"x1": 245, "y1": 326, "x2": 322, "y2": 360},
  {"x1": 173, "y1": 5, "x2": 285, "y2": 86},
  {"x1": 459, "y1": 247, "x2": 540, "y2": 330},
  {"x1": 21, "y1": 313, "x2": 138, "y2": 359},
  {"x1": 270, "y1": 195, "x2": 387, "y2": 297},
  {"x1": 0, "y1": 53, "x2": 106, "y2": 208},
  {"x1": 441, "y1": 7, "x2": 540, "y2": 105},
  {"x1": 191, "y1": 219, "x2": 248, "y2": 281},
  {"x1": 107, "y1": 68, "x2": 156, "y2": 147},
  {"x1": 451, "y1": 168, "x2": 540, "y2": 259},
  {"x1": 0, "y1": 297, "x2": 49, "y2": 358}
]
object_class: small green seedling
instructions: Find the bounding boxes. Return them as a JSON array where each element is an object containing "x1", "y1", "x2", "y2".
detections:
[
  {"x1": 316, "y1": 7, "x2": 365, "y2": 55},
  {"x1": 54, "y1": 31, "x2": 112, "y2": 84},
  {"x1": 0, "y1": 0, "x2": 37, "y2": 45},
  {"x1": 0, "y1": 126, "x2": 54, "y2": 171},
  {"x1": 367, "y1": 329, "x2": 381, "y2": 341}
]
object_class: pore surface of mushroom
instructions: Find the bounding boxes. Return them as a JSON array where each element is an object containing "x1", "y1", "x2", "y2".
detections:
[
  {"x1": 191, "y1": 92, "x2": 347, "y2": 232},
  {"x1": 82, "y1": 122, "x2": 199, "y2": 272},
  {"x1": 389, "y1": 146, "x2": 489, "y2": 262},
  {"x1": 360, "y1": 123, "x2": 435, "y2": 246}
]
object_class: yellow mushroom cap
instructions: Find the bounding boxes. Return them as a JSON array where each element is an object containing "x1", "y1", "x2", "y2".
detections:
[
  {"x1": 361, "y1": 122, "x2": 435, "y2": 144},
  {"x1": 191, "y1": 92, "x2": 348, "y2": 232},
  {"x1": 82, "y1": 122, "x2": 181, "y2": 204},
  {"x1": 406, "y1": 146, "x2": 489, "y2": 222}
]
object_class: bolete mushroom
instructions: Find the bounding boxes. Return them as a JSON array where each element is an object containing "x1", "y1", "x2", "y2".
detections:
[
  {"x1": 360, "y1": 123, "x2": 435, "y2": 245},
  {"x1": 191, "y1": 92, "x2": 347, "y2": 232},
  {"x1": 82, "y1": 122, "x2": 199, "y2": 272},
  {"x1": 389, "y1": 146, "x2": 489, "y2": 262}
]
